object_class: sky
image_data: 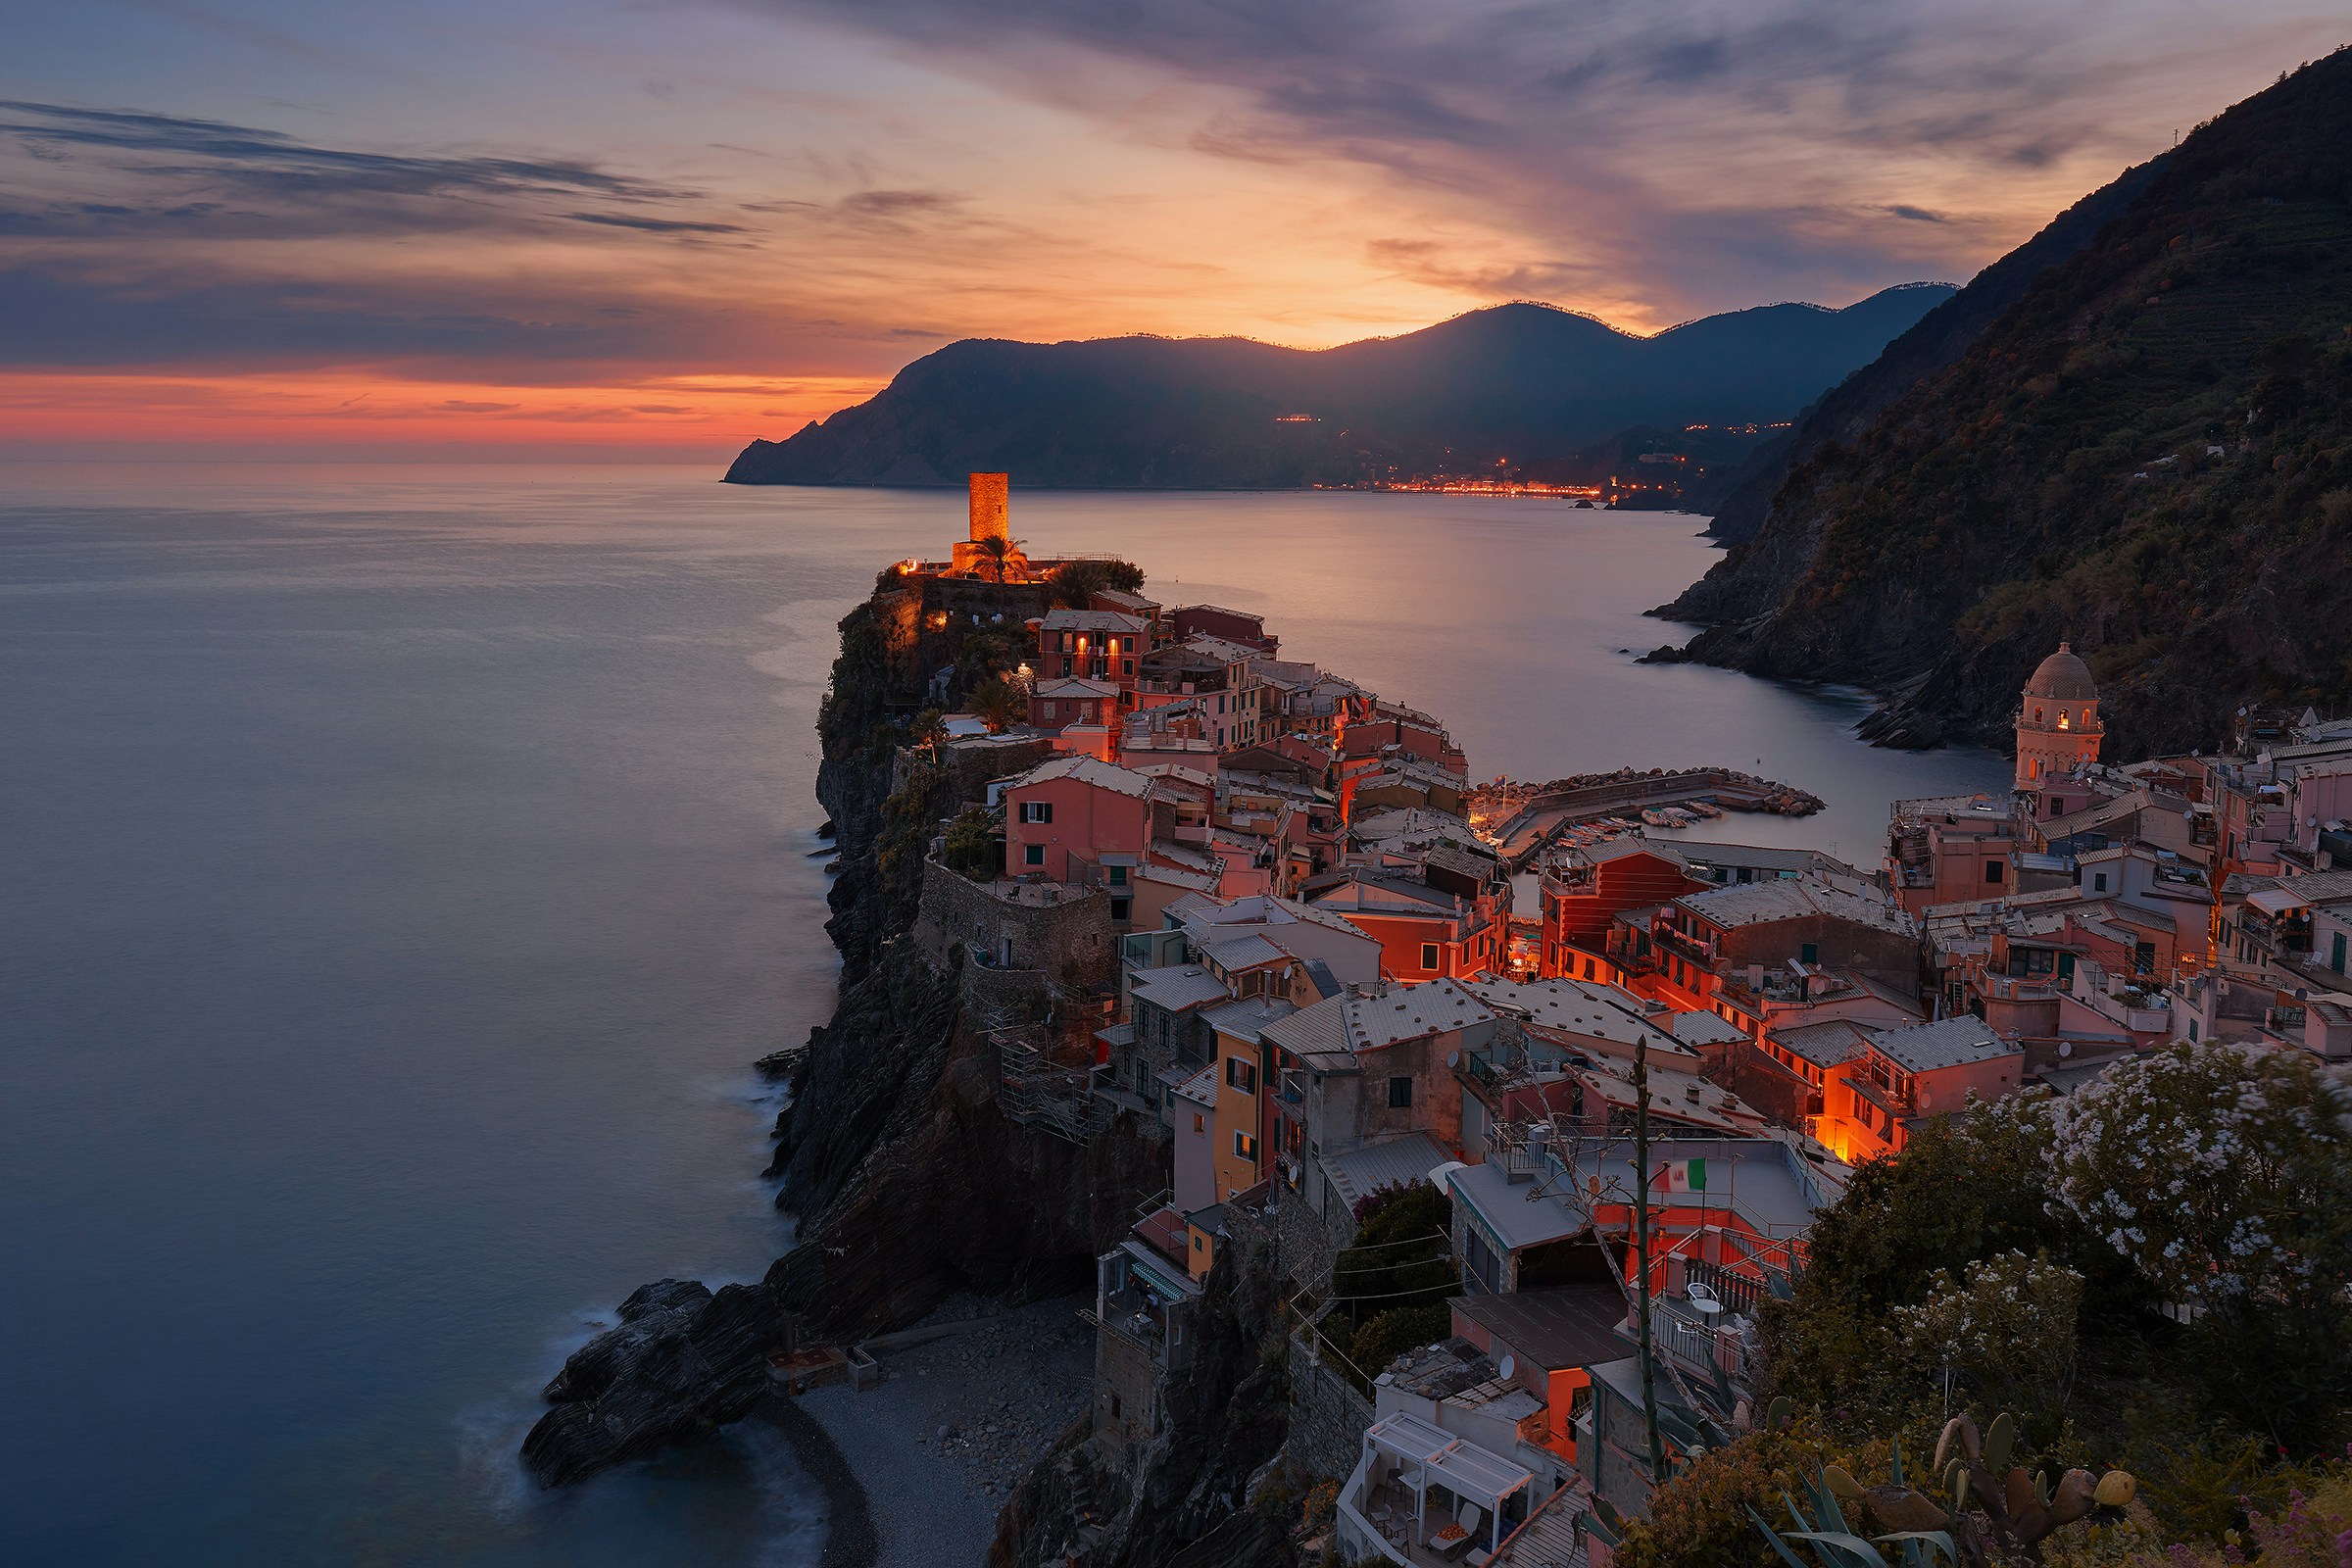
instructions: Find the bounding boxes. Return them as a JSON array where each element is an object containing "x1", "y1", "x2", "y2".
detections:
[{"x1": 1, "y1": 1, "x2": 2344, "y2": 459}]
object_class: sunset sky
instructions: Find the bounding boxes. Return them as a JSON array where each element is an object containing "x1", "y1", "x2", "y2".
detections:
[{"x1": 3, "y1": 1, "x2": 2345, "y2": 458}]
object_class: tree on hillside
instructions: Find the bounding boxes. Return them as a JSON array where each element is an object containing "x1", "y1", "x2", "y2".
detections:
[
  {"x1": 972, "y1": 534, "x2": 1016, "y2": 582},
  {"x1": 909, "y1": 706, "x2": 950, "y2": 763},
  {"x1": 968, "y1": 674, "x2": 1027, "y2": 734},
  {"x1": 1892, "y1": 1250, "x2": 2084, "y2": 1425},
  {"x1": 1763, "y1": 1097, "x2": 2081, "y2": 1415},
  {"x1": 1046, "y1": 558, "x2": 1146, "y2": 609},
  {"x1": 1324, "y1": 1183, "x2": 1458, "y2": 1386},
  {"x1": 2048, "y1": 1041, "x2": 2352, "y2": 1450},
  {"x1": 956, "y1": 628, "x2": 1023, "y2": 690}
]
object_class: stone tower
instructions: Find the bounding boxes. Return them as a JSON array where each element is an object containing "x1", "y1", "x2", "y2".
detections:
[
  {"x1": 968, "y1": 472, "x2": 1009, "y2": 545},
  {"x1": 2014, "y1": 642, "x2": 2103, "y2": 794},
  {"x1": 950, "y1": 472, "x2": 1022, "y2": 576}
]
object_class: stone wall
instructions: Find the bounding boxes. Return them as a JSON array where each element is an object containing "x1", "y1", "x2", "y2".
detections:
[
  {"x1": 1091, "y1": 1317, "x2": 1161, "y2": 1472},
  {"x1": 940, "y1": 735, "x2": 1055, "y2": 803},
  {"x1": 912, "y1": 858, "x2": 1115, "y2": 993},
  {"x1": 1281, "y1": 1314, "x2": 1375, "y2": 1485}
]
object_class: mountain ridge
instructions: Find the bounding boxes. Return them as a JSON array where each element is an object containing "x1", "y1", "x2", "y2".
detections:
[
  {"x1": 1661, "y1": 44, "x2": 2352, "y2": 757},
  {"x1": 723, "y1": 285, "x2": 1955, "y2": 491}
]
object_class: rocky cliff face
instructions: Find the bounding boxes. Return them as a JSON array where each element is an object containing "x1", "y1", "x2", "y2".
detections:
[
  {"x1": 1687, "y1": 158, "x2": 2164, "y2": 553},
  {"x1": 990, "y1": 1228, "x2": 1298, "y2": 1568},
  {"x1": 522, "y1": 586, "x2": 1164, "y2": 1488},
  {"x1": 1660, "y1": 48, "x2": 2352, "y2": 757}
]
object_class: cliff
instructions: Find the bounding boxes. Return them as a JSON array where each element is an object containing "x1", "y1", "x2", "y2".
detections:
[
  {"x1": 521, "y1": 576, "x2": 1165, "y2": 1488},
  {"x1": 1691, "y1": 157, "x2": 2167, "y2": 548},
  {"x1": 989, "y1": 1223, "x2": 1297, "y2": 1568},
  {"x1": 1660, "y1": 47, "x2": 2352, "y2": 756},
  {"x1": 722, "y1": 289, "x2": 1952, "y2": 492}
]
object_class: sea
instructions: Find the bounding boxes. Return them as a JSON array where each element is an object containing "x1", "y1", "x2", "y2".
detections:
[{"x1": 0, "y1": 466, "x2": 2007, "y2": 1565}]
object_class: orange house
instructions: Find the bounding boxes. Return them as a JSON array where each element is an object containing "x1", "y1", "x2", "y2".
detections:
[
  {"x1": 1541, "y1": 839, "x2": 1706, "y2": 978},
  {"x1": 1451, "y1": 1288, "x2": 1632, "y2": 1468}
]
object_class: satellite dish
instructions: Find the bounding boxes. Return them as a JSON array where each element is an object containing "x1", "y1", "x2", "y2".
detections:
[
  {"x1": 1498, "y1": 1354, "x2": 1516, "y2": 1381},
  {"x1": 1447, "y1": 1051, "x2": 1460, "y2": 1067},
  {"x1": 2057, "y1": 1040, "x2": 2073, "y2": 1058}
]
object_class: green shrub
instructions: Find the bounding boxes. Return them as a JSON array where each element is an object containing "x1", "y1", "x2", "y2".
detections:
[{"x1": 1348, "y1": 1305, "x2": 1452, "y2": 1379}]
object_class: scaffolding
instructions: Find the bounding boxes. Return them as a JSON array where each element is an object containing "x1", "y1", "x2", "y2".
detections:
[{"x1": 985, "y1": 993, "x2": 1111, "y2": 1146}]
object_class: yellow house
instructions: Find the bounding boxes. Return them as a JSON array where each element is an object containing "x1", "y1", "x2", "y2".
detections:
[{"x1": 1208, "y1": 999, "x2": 1293, "y2": 1200}]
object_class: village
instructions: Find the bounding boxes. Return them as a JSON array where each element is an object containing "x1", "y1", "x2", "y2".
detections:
[{"x1": 855, "y1": 475, "x2": 2352, "y2": 1568}]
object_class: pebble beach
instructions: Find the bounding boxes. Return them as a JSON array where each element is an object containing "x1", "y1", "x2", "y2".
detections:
[{"x1": 793, "y1": 1294, "x2": 1095, "y2": 1568}]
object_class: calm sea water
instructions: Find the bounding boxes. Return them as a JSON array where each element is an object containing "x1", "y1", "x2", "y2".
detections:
[{"x1": 0, "y1": 466, "x2": 2004, "y2": 1565}]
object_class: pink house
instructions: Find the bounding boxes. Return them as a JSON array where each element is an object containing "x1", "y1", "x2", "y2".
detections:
[
  {"x1": 1032, "y1": 677, "x2": 1119, "y2": 733},
  {"x1": 1004, "y1": 756, "x2": 1157, "y2": 884},
  {"x1": 1033, "y1": 608, "x2": 1150, "y2": 705}
]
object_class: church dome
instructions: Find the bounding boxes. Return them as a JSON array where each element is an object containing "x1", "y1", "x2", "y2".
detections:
[{"x1": 2024, "y1": 642, "x2": 2097, "y2": 702}]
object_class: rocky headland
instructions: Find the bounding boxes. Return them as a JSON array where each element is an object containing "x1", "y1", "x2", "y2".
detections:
[
  {"x1": 1657, "y1": 48, "x2": 2352, "y2": 757},
  {"x1": 519, "y1": 565, "x2": 1296, "y2": 1568}
]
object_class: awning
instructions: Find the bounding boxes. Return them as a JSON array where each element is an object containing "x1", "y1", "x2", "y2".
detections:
[
  {"x1": 1364, "y1": 1411, "x2": 1533, "y2": 1510},
  {"x1": 2246, "y1": 887, "x2": 2309, "y2": 916}
]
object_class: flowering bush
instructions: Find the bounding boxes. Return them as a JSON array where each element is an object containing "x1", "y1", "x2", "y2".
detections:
[
  {"x1": 2058, "y1": 1464, "x2": 2352, "y2": 1568},
  {"x1": 2047, "y1": 1041, "x2": 2352, "y2": 1310},
  {"x1": 1892, "y1": 1250, "x2": 2083, "y2": 1400},
  {"x1": 2046, "y1": 1041, "x2": 2352, "y2": 1446}
]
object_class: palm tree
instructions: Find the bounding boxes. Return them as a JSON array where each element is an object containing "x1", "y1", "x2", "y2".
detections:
[
  {"x1": 910, "y1": 706, "x2": 950, "y2": 763},
  {"x1": 969, "y1": 675, "x2": 1026, "y2": 734},
  {"x1": 975, "y1": 535, "x2": 1021, "y2": 583}
]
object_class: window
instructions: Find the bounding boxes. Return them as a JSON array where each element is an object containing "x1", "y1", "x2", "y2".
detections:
[
  {"x1": 1226, "y1": 1055, "x2": 1257, "y2": 1094},
  {"x1": 1420, "y1": 942, "x2": 1440, "y2": 970},
  {"x1": 1023, "y1": 843, "x2": 1045, "y2": 866},
  {"x1": 1388, "y1": 1075, "x2": 1414, "y2": 1108},
  {"x1": 2188, "y1": 1018, "x2": 2199, "y2": 1042},
  {"x1": 1110, "y1": 897, "x2": 1131, "y2": 921},
  {"x1": 2335, "y1": 933, "x2": 2348, "y2": 974},
  {"x1": 1135, "y1": 1060, "x2": 1150, "y2": 1095},
  {"x1": 1984, "y1": 859, "x2": 2004, "y2": 885},
  {"x1": 1464, "y1": 1227, "x2": 1501, "y2": 1294},
  {"x1": 2134, "y1": 942, "x2": 2155, "y2": 975},
  {"x1": 1037, "y1": 701, "x2": 1055, "y2": 721},
  {"x1": 1232, "y1": 1130, "x2": 1257, "y2": 1162},
  {"x1": 1019, "y1": 801, "x2": 1053, "y2": 824},
  {"x1": 1193, "y1": 1113, "x2": 1205, "y2": 1135},
  {"x1": 1799, "y1": 942, "x2": 1818, "y2": 964},
  {"x1": 1216, "y1": 694, "x2": 1226, "y2": 713},
  {"x1": 1123, "y1": 661, "x2": 1135, "y2": 676},
  {"x1": 1108, "y1": 864, "x2": 1128, "y2": 886},
  {"x1": 2093, "y1": 871, "x2": 2108, "y2": 893}
]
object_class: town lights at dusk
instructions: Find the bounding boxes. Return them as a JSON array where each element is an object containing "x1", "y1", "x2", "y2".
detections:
[{"x1": 10, "y1": 7, "x2": 2352, "y2": 1567}]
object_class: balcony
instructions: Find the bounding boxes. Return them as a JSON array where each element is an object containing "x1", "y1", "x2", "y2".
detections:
[
  {"x1": 1654, "y1": 925, "x2": 1718, "y2": 965},
  {"x1": 1980, "y1": 971, "x2": 2063, "y2": 1003},
  {"x1": 1649, "y1": 1296, "x2": 1752, "y2": 1387}
]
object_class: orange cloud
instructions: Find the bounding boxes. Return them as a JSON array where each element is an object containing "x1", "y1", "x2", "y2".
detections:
[{"x1": 0, "y1": 370, "x2": 882, "y2": 449}]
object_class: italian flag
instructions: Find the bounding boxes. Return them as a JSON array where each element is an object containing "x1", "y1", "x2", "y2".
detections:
[{"x1": 1652, "y1": 1158, "x2": 1709, "y2": 1194}]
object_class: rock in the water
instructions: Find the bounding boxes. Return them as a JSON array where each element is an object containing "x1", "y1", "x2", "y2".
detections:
[{"x1": 520, "y1": 1277, "x2": 787, "y2": 1488}]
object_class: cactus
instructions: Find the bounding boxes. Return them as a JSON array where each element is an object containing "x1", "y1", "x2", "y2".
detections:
[
  {"x1": 1984, "y1": 1412, "x2": 2016, "y2": 1474},
  {"x1": 1769, "y1": 1395, "x2": 1796, "y2": 1431},
  {"x1": 1745, "y1": 1409, "x2": 2135, "y2": 1568}
]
